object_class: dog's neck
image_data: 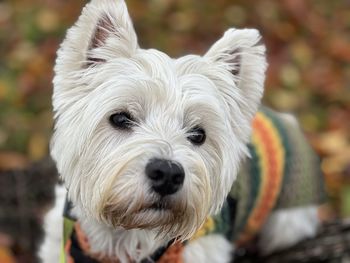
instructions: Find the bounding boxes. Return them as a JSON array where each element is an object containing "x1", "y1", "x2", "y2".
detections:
[{"x1": 75, "y1": 207, "x2": 170, "y2": 262}]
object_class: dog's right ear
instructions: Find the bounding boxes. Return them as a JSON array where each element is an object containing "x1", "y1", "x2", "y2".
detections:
[{"x1": 56, "y1": 0, "x2": 138, "y2": 71}]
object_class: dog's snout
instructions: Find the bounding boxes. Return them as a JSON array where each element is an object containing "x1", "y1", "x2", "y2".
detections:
[{"x1": 146, "y1": 158, "x2": 185, "y2": 196}]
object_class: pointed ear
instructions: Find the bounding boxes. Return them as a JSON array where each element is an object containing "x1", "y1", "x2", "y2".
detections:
[
  {"x1": 57, "y1": 0, "x2": 138, "y2": 70},
  {"x1": 204, "y1": 28, "x2": 267, "y2": 131}
]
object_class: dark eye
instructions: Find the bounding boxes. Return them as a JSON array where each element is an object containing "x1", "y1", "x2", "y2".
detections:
[
  {"x1": 109, "y1": 112, "x2": 134, "y2": 130},
  {"x1": 187, "y1": 126, "x2": 206, "y2": 145}
]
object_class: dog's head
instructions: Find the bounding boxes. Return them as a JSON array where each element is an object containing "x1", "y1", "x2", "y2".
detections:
[{"x1": 51, "y1": 0, "x2": 266, "y2": 240}]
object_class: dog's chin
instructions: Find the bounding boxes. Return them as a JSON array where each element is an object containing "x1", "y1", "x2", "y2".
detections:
[
  {"x1": 124, "y1": 208, "x2": 176, "y2": 229},
  {"x1": 101, "y1": 202, "x2": 187, "y2": 231}
]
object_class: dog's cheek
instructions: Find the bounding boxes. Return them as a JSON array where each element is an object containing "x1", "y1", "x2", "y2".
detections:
[
  {"x1": 100, "y1": 174, "x2": 147, "y2": 220},
  {"x1": 203, "y1": 134, "x2": 239, "y2": 216},
  {"x1": 178, "y1": 150, "x2": 213, "y2": 219},
  {"x1": 190, "y1": 140, "x2": 227, "y2": 214}
]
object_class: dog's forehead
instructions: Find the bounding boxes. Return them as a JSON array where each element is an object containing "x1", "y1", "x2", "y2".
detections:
[
  {"x1": 98, "y1": 48, "x2": 219, "y2": 101},
  {"x1": 131, "y1": 49, "x2": 217, "y2": 93},
  {"x1": 87, "y1": 48, "x2": 225, "y2": 125}
]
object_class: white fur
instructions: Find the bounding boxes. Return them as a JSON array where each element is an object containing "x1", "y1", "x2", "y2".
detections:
[
  {"x1": 39, "y1": 0, "x2": 322, "y2": 262},
  {"x1": 183, "y1": 235, "x2": 233, "y2": 263},
  {"x1": 41, "y1": 0, "x2": 268, "y2": 262},
  {"x1": 259, "y1": 206, "x2": 320, "y2": 254},
  {"x1": 39, "y1": 185, "x2": 66, "y2": 263},
  {"x1": 76, "y1": 208, "x2": 169, "y2": 262}
]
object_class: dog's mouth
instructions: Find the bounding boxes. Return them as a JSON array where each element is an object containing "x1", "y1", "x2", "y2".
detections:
[
  {"x1": 144, "y1": 201, "x2": 170, "y2": 211},
  {"x1": 102, "y1": 198, "x2": 189, "y2": 230}
]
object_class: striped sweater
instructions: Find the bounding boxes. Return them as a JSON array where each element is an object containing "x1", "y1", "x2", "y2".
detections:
[{"x1": 201, "y1": 106, "x2": 325, "y2": 246}]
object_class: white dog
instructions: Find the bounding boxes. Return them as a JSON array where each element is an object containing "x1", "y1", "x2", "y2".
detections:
[{"x1": 39, "y1": 0, "x2": 325, "y2": 262}]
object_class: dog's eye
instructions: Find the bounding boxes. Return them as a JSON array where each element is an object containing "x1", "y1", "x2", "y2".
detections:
[
  {"x1": 187, "y1": 126, "x2": 206, "y2": 145},
  {"x1": 109, "y1": 112, "x2": 134, "y2": 130}
]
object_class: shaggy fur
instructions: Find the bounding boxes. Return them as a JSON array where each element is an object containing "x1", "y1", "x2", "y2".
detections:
[{"x1": 39, "y1": 0, "x2": 320, "y2": 262}]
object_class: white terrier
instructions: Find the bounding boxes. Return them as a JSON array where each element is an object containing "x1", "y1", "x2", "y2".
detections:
[{"x1": 39, "y1": 0, "x2": 325, "y2": 262}]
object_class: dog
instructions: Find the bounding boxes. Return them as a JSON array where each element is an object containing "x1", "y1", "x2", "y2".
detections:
[{"x1": 39, "y1": 0, "x2": 325, "y2": 262}]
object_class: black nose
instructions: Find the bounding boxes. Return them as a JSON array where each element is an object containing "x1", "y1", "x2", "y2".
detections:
[{"x1": 145, "y1": 158, "x2": 185, "y2": 196}]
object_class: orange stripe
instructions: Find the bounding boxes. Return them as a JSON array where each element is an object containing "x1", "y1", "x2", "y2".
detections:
[{"x1": 237, "y1": 113, "x2": 284, "y2": 244}]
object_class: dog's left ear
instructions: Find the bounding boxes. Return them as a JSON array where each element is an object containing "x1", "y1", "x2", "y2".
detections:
[
  {"x1": 204, "y1": 29, "x2": 267, "y2": 135},
  {"x1": 82, "y1": 0, "x2": 139, "y2": 66},
  {"x1": 56, "y1": 0, "x2": 138, "y2": 72}
]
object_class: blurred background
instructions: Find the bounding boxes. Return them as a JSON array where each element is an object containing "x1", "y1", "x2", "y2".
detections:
[{"x1": 0, "y1": 0, "x2": 349, "y2": 262}]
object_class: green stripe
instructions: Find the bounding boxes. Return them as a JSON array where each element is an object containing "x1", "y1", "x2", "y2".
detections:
[
  {"x1": 234, "y1": 143, "x2": 261, "y2": 238},
  {"x1": 60, "y1": 216, "x2": 75, "y2": 263},
  {"x1": 60, "y1": 240, "x2": 66, "y2": 263},
  {"x1": 63, "y1": 217, "x2": 75, "y2": 243}
]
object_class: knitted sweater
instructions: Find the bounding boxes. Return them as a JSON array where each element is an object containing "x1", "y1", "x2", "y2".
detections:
[{"x1": 60, "y1": 107, "x2": 325, "y2": 262}]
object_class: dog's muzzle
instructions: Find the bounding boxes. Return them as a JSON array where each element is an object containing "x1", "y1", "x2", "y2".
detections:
[{"x1": 146, "y1": 158, "x2": 185, "y2": 196}]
